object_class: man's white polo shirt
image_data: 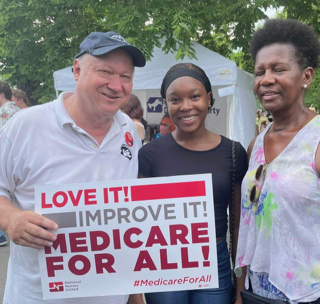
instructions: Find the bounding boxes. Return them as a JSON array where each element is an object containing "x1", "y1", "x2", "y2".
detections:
[{"x1": 0, "y1": 92, "x2": 141, "y2": 304}]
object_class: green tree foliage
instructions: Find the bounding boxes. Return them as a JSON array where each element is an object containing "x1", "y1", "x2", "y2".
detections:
[
  {"x1": 0, "y1": 0, "x2": 272, "y2": 103},
  {"x1": 277, "y1": 0, "x2": 320, "y2": 110},
  {"x1": 304, "y1": 70, "x2": 320, "y2": 110},
  {"x1": 0, "y1": 0, "x2": 113, "y2": 103},
  {"x1": 231, "y1": 51, "x2": 254, "y2": 73}
]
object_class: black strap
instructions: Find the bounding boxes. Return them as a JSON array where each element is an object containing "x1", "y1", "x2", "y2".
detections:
[{"x1": 229, "y1": 140, "x2": 237, "y2": 302}]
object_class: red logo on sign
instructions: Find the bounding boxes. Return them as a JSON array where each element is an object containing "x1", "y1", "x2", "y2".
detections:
[
  {"x1": 125, "y1": 132, "x2": 133, "y2": 147},
  {"x1": 49, "y1": 282, "x2": 64, "y2": 292}
]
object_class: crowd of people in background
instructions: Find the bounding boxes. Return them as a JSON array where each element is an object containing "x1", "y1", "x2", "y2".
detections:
[
  {"x1": 255, "y1": 109, "x2": 273, "y2": 136},
  {"x1": 121, "y1": 94, "x2": 148, "y2": 143},
  {"x1": 0, "y1": 81, "x2": 28, "y2": 247}
]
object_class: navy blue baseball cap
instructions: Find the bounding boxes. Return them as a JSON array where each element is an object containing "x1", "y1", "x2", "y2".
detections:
[{"x1": 74, "y1": 31, "x2": 146, "y2": 67}]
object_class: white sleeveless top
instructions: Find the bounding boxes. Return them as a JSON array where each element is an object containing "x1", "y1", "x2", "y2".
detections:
[
  {"x1": 134, "y1": 120, "x2": 145, "y2": 140},
  {"x1": 235, "y1": 115, "x2": 320, "y2": 302}
]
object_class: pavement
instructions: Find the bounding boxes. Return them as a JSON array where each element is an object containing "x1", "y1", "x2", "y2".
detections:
[{"x1": 0, "y1": 235, "x2": 9, "y2": 303}]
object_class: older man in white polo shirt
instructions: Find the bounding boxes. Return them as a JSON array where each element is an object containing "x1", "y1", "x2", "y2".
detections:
[{"x1": 0, "y1": 32, "x2": 145, "y2": 304}]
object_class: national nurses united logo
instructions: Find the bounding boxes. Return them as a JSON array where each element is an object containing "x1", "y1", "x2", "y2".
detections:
[{"x1": 49, "y1": 282, "x2": 64, "y2": 292}]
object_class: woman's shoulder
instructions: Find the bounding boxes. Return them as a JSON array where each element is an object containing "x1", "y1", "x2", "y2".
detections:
[
  {"x1": 219, "y1": 136, "x2": 246, "y2": 153},
  {"x1": 133, "y1": 119, "x2": 144, "y2": 127},
  {"x1": 140, "y1": 134, "x2": 173, "y2": 153},
  {"x1": 247, "y1": 136, "x2": 258, "y2": 160}
]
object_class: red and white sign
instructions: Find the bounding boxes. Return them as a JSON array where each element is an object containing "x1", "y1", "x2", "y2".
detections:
[{"x1": 35, "y1": 174, "x2": 218, "y2": 300}]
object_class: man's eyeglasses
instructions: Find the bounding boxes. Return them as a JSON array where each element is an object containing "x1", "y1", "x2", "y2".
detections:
[{"x1": 249, "y1": 163, "x2": 267, "y2": 205}]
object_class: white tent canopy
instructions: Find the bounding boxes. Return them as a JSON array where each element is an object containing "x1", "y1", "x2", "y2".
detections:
[{"x1": 53, "y1": 41, "x2": 256, "y2": 148}]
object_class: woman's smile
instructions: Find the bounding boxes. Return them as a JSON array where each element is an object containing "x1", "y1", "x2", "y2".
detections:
[{"x1": 179, "y1": 115, "x2": 198, "y2": 122}]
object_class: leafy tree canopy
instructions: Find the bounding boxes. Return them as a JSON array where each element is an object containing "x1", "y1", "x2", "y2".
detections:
[
  {"x1": 0, "y1": 0, "x2": 271, "y2": 103},
  {"x1": 1, "y1": 0, "x2": 319, "y2": 110}
]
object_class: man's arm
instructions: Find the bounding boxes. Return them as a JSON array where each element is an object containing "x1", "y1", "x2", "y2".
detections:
[{"x1": 0, "y1": 196, "x2": 58, "y2": 249}]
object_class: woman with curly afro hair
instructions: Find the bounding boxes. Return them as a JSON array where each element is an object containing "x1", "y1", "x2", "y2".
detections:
[{"x1": 235, "y1": 19, "x2": 320, "y2": 303}]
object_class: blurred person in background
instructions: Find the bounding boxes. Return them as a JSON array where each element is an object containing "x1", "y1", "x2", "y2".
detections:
[
  {"x1": 12, "y1": 88, "x2": 29, "y2": 109},
  {"x1": 309, "y1": 104, "x2": 316, "y2": 112},
  {"x1": 154, "y1": 113, "x2": 176, "y2": 139},
  {"x1": 121, "y1": 94, "x2": 147, "y2": 143},
  {"x1": 0, "y1": 80, "x2": 21, "y2": 128},
  {"x1": 0, "y1": 80, "x2": 21, "y2": 246},
  {"x1": 255, "y1": 109, "x2": 267, "y2": 136},
  {"x1": 259, "y1": 120, "x2": 268, "y2": 133}
]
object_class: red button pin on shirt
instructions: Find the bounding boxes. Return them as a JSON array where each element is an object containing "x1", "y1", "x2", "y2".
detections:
[{"x1": 125, "y1": 132, "x2": 133, "y2": 147}]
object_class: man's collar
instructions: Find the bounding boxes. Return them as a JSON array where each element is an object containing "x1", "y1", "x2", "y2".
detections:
[
  {"x1": 53, "y1": 92, "x2": 74, "y2": 127},
  {"x1": 114, "y1": 109, "x2": 127, "y2": 127}
]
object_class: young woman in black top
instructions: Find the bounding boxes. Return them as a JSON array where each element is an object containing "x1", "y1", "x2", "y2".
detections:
[{"x1": 134, "y1": 63, "x2": 248, "y2": 304}]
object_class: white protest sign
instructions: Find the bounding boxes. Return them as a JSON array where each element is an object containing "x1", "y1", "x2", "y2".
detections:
[
  {"x1": 218, "y1": 85, "x2": 235, "y2": 97},
  {"x1": 35, "y1": 174, "x2": 218, "y2": 300}
]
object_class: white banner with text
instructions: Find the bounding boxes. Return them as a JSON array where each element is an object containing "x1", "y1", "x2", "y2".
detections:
[{"x1": 35, "y1": 174, "x2": 218, "y2": 300}]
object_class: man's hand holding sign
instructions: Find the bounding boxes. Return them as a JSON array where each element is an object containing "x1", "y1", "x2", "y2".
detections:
[{"x1": 0, "y1": 197, "x2": 58, "y2": 249}]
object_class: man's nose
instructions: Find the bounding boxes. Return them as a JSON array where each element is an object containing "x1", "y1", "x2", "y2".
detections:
[{"x1": 107, "y1": 75, "x2": 122, "y2": 92}]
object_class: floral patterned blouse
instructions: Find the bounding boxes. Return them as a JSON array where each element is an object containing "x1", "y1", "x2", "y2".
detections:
[{"x1": 0, "y1": 101, "x2": 21, "y2": 128}]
